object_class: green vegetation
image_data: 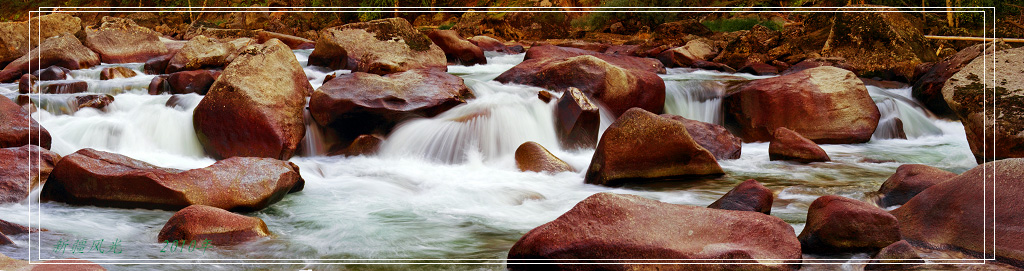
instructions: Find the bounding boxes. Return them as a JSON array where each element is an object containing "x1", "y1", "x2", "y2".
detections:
[
  {"x1": 438, "y1": 21, "x2": 455, "y2": 30},
  {"x1": 702, "y1": 17, "x2": 782, "y2": 32}
]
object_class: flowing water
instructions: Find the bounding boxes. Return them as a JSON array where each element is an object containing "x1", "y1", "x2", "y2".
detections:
[{"x1": 0, "y1": 52, "x2": 978, "y2": 270}]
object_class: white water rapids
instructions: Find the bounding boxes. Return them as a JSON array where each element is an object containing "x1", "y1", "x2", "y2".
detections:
[{"x1": 0, "y1": 51, "x2": 978, "y2": 270}]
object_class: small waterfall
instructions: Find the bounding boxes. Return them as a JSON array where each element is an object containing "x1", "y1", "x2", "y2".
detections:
[
  {"x1": 868, "y1": 86, "x2": 943, "y2": 140},
  {"x1": 299, "y1": 103, "x2": 328, "y2": 157},
  {"x1": 21, "y1": 93, "x2": 113, "y2": 115},
  {"x1": 379, "y1": 82, "x2": 558, "y2": 164},
  {"x1": 663, "y1": 79, "x2": 726, "y2": 125}
]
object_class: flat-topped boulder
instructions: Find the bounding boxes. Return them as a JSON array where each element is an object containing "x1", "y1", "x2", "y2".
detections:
[
  {"x1": 0, "y1": 34, "x2": 100, "y2": 83},
  {"x1": 309, "y1": 18, "x2": 446, "y2": 74},
  {"x1": 158, "y1": 205, "x2": 271, "y2": 246},
  {"x1": 166, "y1": 35, "x2": 253, "y2": 73},
  {"x1": 523, "y1": 45, "x2": 666, "y2": 74},
  {"x1": 82, "y1": 16, "x2": 168, "y2": 63},
  {"x1": 0, "y1": 13, "x2": 82, "y2": 64}
]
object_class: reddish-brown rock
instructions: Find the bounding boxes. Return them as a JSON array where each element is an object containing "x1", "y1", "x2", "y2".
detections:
[
  {"x1": 151, "y1": 70, "x2": 220, "y2": 95},
  {"x1": 158, "y1": 205, "x2": 271, "y2": 246},
  {"x1": 657, "y1": 40, "x2": 718, "y2": 68},
  {"x1": 82, "y1": 17, "x2": 168, "y2": 63},
  {"x1": 331, "y1": 134, "x2": 384, "y2": 157},
  {"x1": 309, "y1": 18, "x2": 446, "y2": 74},
  {"x1": 495, "y1": 55, "x2": 665, "y2": 117},
  {"x1": 468, "y1": 35, "x2": 521, "y2": 54},
  {"x1": 0, "y1": 13, "x2": 82, "y2": 64},
  {"x1": 876, "y1": 164, "x2": 957, "y2": 207},
  {"x1": 707, "y1": 179, "x2": 773, "y2": 215},
  {"x1": 892, "y1": 159, "x2": 1024, "y2": 268},
  {"x1": 1, "y1": 96, "x2": 51, "y2": 149},
  {"x1": 514, "y1": 141, "x2": 574, "y2": 174},
  {"x1": 0, "y1": 34, "x2": 100, "y2": 83},
  {"x1": 32, "y1": 66, "x2": 71, "y2": 81},
  {"x1": 798, "y1": 195, "x2": 901, "y2": 253},
  {"x1": 0, "y1": 219, "x2": 34, "y2": 235},
  {"x1": 166, "y1": 35, "x2": 253, "y2": 73},
  {"x1": 864, "y1": 240, "x2": 925, "y2": 270},
  {"x1": 143, "y1": 54, "x2": 172, "y2": 75},
  {"x1": 768, "y1": 127, "x2": 830, "y2": 163},
  {"x1": 99, "y1": 66, "x2": 137, "y2": 80},
  {"x1": 912, "y1": 43, "x2": 1004, "y2": 117},
  {"x1": 522, "y1": 45, "x2": 665, "y2": 74},
  {"x1": 781, "y1": 57, "x2": 858, "y2": 75},
  {"x1": 0, "y1": 145, "x2": 60, "y2": 204},
  {"x1": 193, "y1": 39, "x2": 311, "y2": 160},
  {"x1": 309, "y1": 68, "x2": 472, "y2": 142},
  {"x1": 662, "y1": 114, "x2": 742, "y2": 160},
  {"x1": 73, "y1": 94, "x2": 115, "y2": 111},
  {"x1": 39, "y1": 80, "x2": 89, "y2": 94},
  {"x1": 725, "y1": 66, "x2": 880, "y2": 143},
  {"x1": 427, "y1": 30, "x2": 486, "y2": 66},
  {"x1": 584, "y1": 108, "x2": 723, "y2": 187},
  {"x1": 40, "y1": 148, "x2": 304, "y2": 211},
  {"x1": 738, "y1": 63, "x2": 779, "y2": 76},
  {"x1": 508, "y1": 192, "x2": 801, "y2": 270},
  {"x1": 17, "y1": 74, "x2": 35, "y2": 94},
  {"x1": 554, "y1": 87, "x2": 599, "y2": 150}
]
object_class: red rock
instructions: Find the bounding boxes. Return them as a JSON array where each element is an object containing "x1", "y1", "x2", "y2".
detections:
[
  {"x1": 17, "y1": 74, "x2": 34, "y2": 94},
  {"x1": 657, "y1": 40, "x2": 718, "y2": 68},
  {"x1": 892, "y1": 159, "x2": 1024, "y2": 267},
  {"x1": 165, "y1": 70, "x2": 219, "y2": 95},
  {"x1": 39, "y1": 80, "x2": 89, "y2": 94},
  {"x1": 584, "y1": 108, "x2": 723, "y2": 187},
  {"x1": 522, "y1": 45, "x2": 665, "y2": 74},
  {"x1": 468, "y1": 35, "x2": 517, "y2": 54},
  {"x1": 40, "y1": 148, "x2": 304, "y2": 211},
  {"x1": 32, "y1": 66, "x2": 71, "y2": 81},
  {"x1": 0, "y1": 219, "x2": 34, "y2": 235},
  {"x1": 0, "y1": 34, "x2": 100, "y2": 83},
  {"x1": 73, "y1": 94, "x2": 114, "y2": 111},
  {"x1": 309, "y1": 18, "x2": 446, "y2": 74},
  {"x1": 99, "y1": 66, "x2": 137, "y2": 80},
  {"x1": 147, "y1": 75, "x2": 168, "y2": 95},
  {"x1": 662, "y1": 114, "x2": 742, "y2": 160},
  {"x1": 332, "y1": 134, "x2": 383, "y2": 157},
  {"x1": 738, "y1": 63, "x2": 779, "y2": 76},
  {"x1": 82, "y1": 17, "x2": 168, "y2": 63},
  {"x1": 255, "y1": 30, "x2": 315, "y2": 50},
  {"x1": 913, "y1": 43, "x2": 1004, "y2": 118},
  {"x1": 769, "y1": 127, "x2": 830, "y2": 163},
  {"x1": 554, "y1": 87, "x2": 599, "y2": 150},
  {"x1": 707, "y1": 179, "x2": 773, "y2": 214},
  {"x1": 0, "y1": 96, "x2": 51, "y2": 149},
  {"x1": 692, "y1": 59, "x2": 737, "y2": 73},
  {"x1": 309, "y1": 68, "x2": 472, "y2": 143},
  {"x1": 798, "y1": 195, "x2": 901, "y2": 253},
  {"x1": 508, "y1": 192, "x2": 801, "y2": 270},
  {"x1": 876, "y1": 164, "x2": 957, "y2": 207},
  {"x1": 0, "y1": 13, "x2": 82, "y2": 64},
  {"x1": 495, "y1": 55, "x2": 665, "y2": 117},
  {"x1": 143, "y1": 54, "x2": 173, "y2": 75},
  {"x1": 193, "y1": 39, "x2": 311, "y2": 160},
  {"x1": 603, "y1": 44, "x2": 640, "y2": 56},
  {"x1": 158, "y1": 205, "x2": 271, "y2": 246},
  {"x1": 0, "y1": 146, "x2": 60, "y2": 203},
  {"x1": 427, "y1": 30, "x2": 486, "y2": 66},
  {"x1": 515, "y1": 141, "x2": 574, "y2": 173},
  {"x1": 725, "y1": 66, "x2": 880, "y2": 144},
  {"x1": 864, "y1": 240, "x2": 925, "y2": 270},
  {"x1": 781, "y1": 57, "x2": 857, "y2": 75},
  {"x1": 166, "y1": 35, "x2": 253, "y2": 73}
]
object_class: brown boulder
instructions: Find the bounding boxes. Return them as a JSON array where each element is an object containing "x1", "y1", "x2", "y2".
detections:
[
  {"x1": 662, "y1": 114, "x2": 742, "y2": 160},
  {"x1": 584, "y1": 108, "x2": 723, "y2": 187},
  {"x1": 522, "y1": 45, "x2": 666, "y2": 74},
  {"x1": 0, "y1": 96, "x2": 51, "y2": 149},
  {"x1": 0, "y1": 34, "x2": 100, "y2": 83},
  {"x1": 32, "y1": 66, "x2": 71, "y2": 81},
  {"x1": 150, "y1": 70, "x2": 220, "y2": 95},
  {"x1": 781, "y1": 57, "x2": 857, "y2": 75},
  {"x1": 707, "y1": 179, "x2": 773, "y2": 214},
  {"x1": 193, "y1": 39, "x2": 311, "y2": 160},
  {"x1": 0, "y1": 145, "x2": 60, "y2": 204},
  {"x1": 798, "y1": 195, "x2": 901, "y2": 253},
  {"x1": 427, "y1": 30, "x2": 486, "y2": 66},
  {"x1": 864, "y1": 240, "x2": 925, "y2": 270},
  {"x1": 876, "y1": 164, "x2": 957, "y2": 207},
  {"x1": 554, "y1": 87, "x2": 599, "y2": 150},
  {"x1": 0, "y1": 219, "x2": 34, "y2": 235},
  {"x1": 39, "y1": 80, "x2": 89, "y2": 94},
  {"x1": 912, "y1": 42, "x2": 1007, "y2": 118},
  {"x1": 0, "y1": 13, "x2": 82, "y2": 64},
  {"x1": 99, "y1": 66, "x2": 137, "y2": 80},
  {"x1": 166, "y1": 35, "x2": 253, "y2": 73},
  {"x1": 942, "y1": 46, "x2": 1024, "y2": 163},
  {"x1": 892, "y1": 159, "x2": 1024, "y2": 267},
  {"x1": 468, "y1": 35, "x2": 521, "y2": 54},
  {"x1": 332, "y1": 134, "x2": 383, "y2": 157},
  {"x1": 18, "y1": 74, "x2": 35, "y2": 94},
  {"x1": 82, "y1": 16, "x2": 168, "y2": 63},
  {"x1": 143, "y1": 54, "x2": 172, "y2": 75},
  {"x1": 738, "y1": 63, "x2": 779, "y2": 76},
  {"x1": 495, "y1": 55, "x2": 665, "y2": 117},
  {"x1": 725, "y1": 66, "x2": 880, "y2": 144},
  {"x1": 514, "y1": 141, "x2": 574, "y2": 174},
  {"x1": 309, "y1": 68, "x2": 472, "y2": 143},
  {"x1": 309, "y1": 18, "x2": 446, "y2": 74},
  {"x1": 40, "y1": 148, "x2": 304, "y2": 211},
  {"x1": 508, "y1": 192, "x2": 801, "y2": 270},
  {"x1": 657, "y1": 40, "x2": 719, "y2": 68},
  {"x1": 73, "y1": 94, "x2": 115, "y2": 111},
  {"x1": 158, "y1": 205, "x2": 271, "y2": 246},
  {"x1": 768, "y1": 127, "x2": 830, "y2": 163}
]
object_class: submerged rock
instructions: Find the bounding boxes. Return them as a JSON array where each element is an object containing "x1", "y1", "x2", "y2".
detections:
[
  {"x1": 876, "y1": 164, "x2": 957, "y2": 207},
  {"x1": 41, "y1": 148, "x2": 304, "y2": 211},
  {"x1": 82, "y1": 16, "x2": 168, "y2": 63},
  {"x1": 158, "y1": 205, "x2": 271, "y2": 246},
  {"x1": 0, "y1": 96, "x2": 51, "y2": 149},
  {"x1": 768, "y1": 127, "x2": 830, "y2": 163},
  {"x1": 309, "y1": 18, "x2": 446, "y2": 74},
  {"x1": 554, "y1": 87, "x2": 599, "y2": 150},
  {"x1": 508, "y1": 192, "x2": 801, "y2": 270},
  {"x1": 193, "y1": 39, "x2": 311, "y2": 160},
  {"x1": 662, "y1": 114, "x2": 742, "y2": 160},
  {"x1": 0, "y1": 145, "x2": 60, "y2": 204},
  {"x1": 585, "y1": 108, "x2": 723, "y2": 187},
  {"x1": 707, "y1": 179, "x2": 773, "y2": 215},
  {"x1": 427, "y1": 30, "x2": 486, "y2": 66},
  {"x1": 798, "y1": 195, "x2": 900, "y2": 254},
  {"x1": 514, "y1": 141, "x2": 574, "y2": 174},
  {"x1": 0, "y1": 34, "x2": 100, "y2": 83},
  {"x1": 942, "y1": 46, "x2": 1024, "y2": 163}
]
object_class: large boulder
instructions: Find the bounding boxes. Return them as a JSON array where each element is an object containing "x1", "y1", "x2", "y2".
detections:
[
  {"x1": 193, "y1": 39, "x2": 311, "y2": 160},
  {"x1": 32, "y1": 66, "x2": 71, "y2": 81},
  {"x1": 522, "y1": 45, "x2": 665, "y2": 74},
  {"x1": 662, "y1": 114, "x2": 742, "y2": 160},
  {"x1": 1, "y1": 96, "x2": 51, "y2": 149},
  {"x1": 875, "y1": 164, "x2": 957, "y2": 207},
  {"x1": 892, "y1": 159, "x2": 1024, "y2": 268},
  {"x1": 426, "y1": 30, "x2": 486, "y2": 66},
  {"x1": 554, "y1": 87, "x2": 599, "y2": 150},
  {"x1": 508, "y1": 192, "x2": 801, "y2": 270},
  {"x1": 584, "y1": 108, "x2": 723, "y2": 187},
  {"x1": 0, "y1": 34, "x2": 100, "y2": 83},
  {"x1": 82, "y1": 16, "x2": 168, "y2": 63},
  {"x1": 0, "y1": 13, "x2": 82, "y2": 64},
  {"x1": 707, "y1": 179, "x2": 773, "y2": 215},
  {"x1": 495, "y1": 55, "x2": 665, "y2": 117},
  {"x1": 158, "y1": 205, "x2": 271, "y2": 246},
  {"x1": 309, "y1": 18, "x2": 446, "y2": 74},
  {"x1": 798, "y1": 195, "x2": 901, "y2": 254},
  {"x1": 309, "y1": 68, "x2": 472, "y2": 142},
  {"x1": 657, "y1": 40, "x2": 719, "y2": 68},
  {"x1": 514, "y1": 141, "x2": 574, "y2": 174},
  {"x1": 942, "y1": 46, "x2": 1024, "y2": 164},
  {"x1": 768, "y1": 127, "x2": 830, "y2": 163},
  {"x1": 467, "y1": 35, "x2": 522, "y2": 54},
  {"x1": 725, "y1": 66, "x2": 880, "y2": 143},
  {"x1": 149, "y1": 70, "x2": 221, "y2": 95},
  {"x1": 912, "y1": 42, "x2": 1007, "y2": 118},
  {"x1": 0, "y1": 145, "x2": 60, "y2": 204},
  {"x1": 166, "y1": 35, "x2": 253, "y2": 73},
  {"x1": 40, "y1": 148, "x2": 304, "y2": 211}
]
